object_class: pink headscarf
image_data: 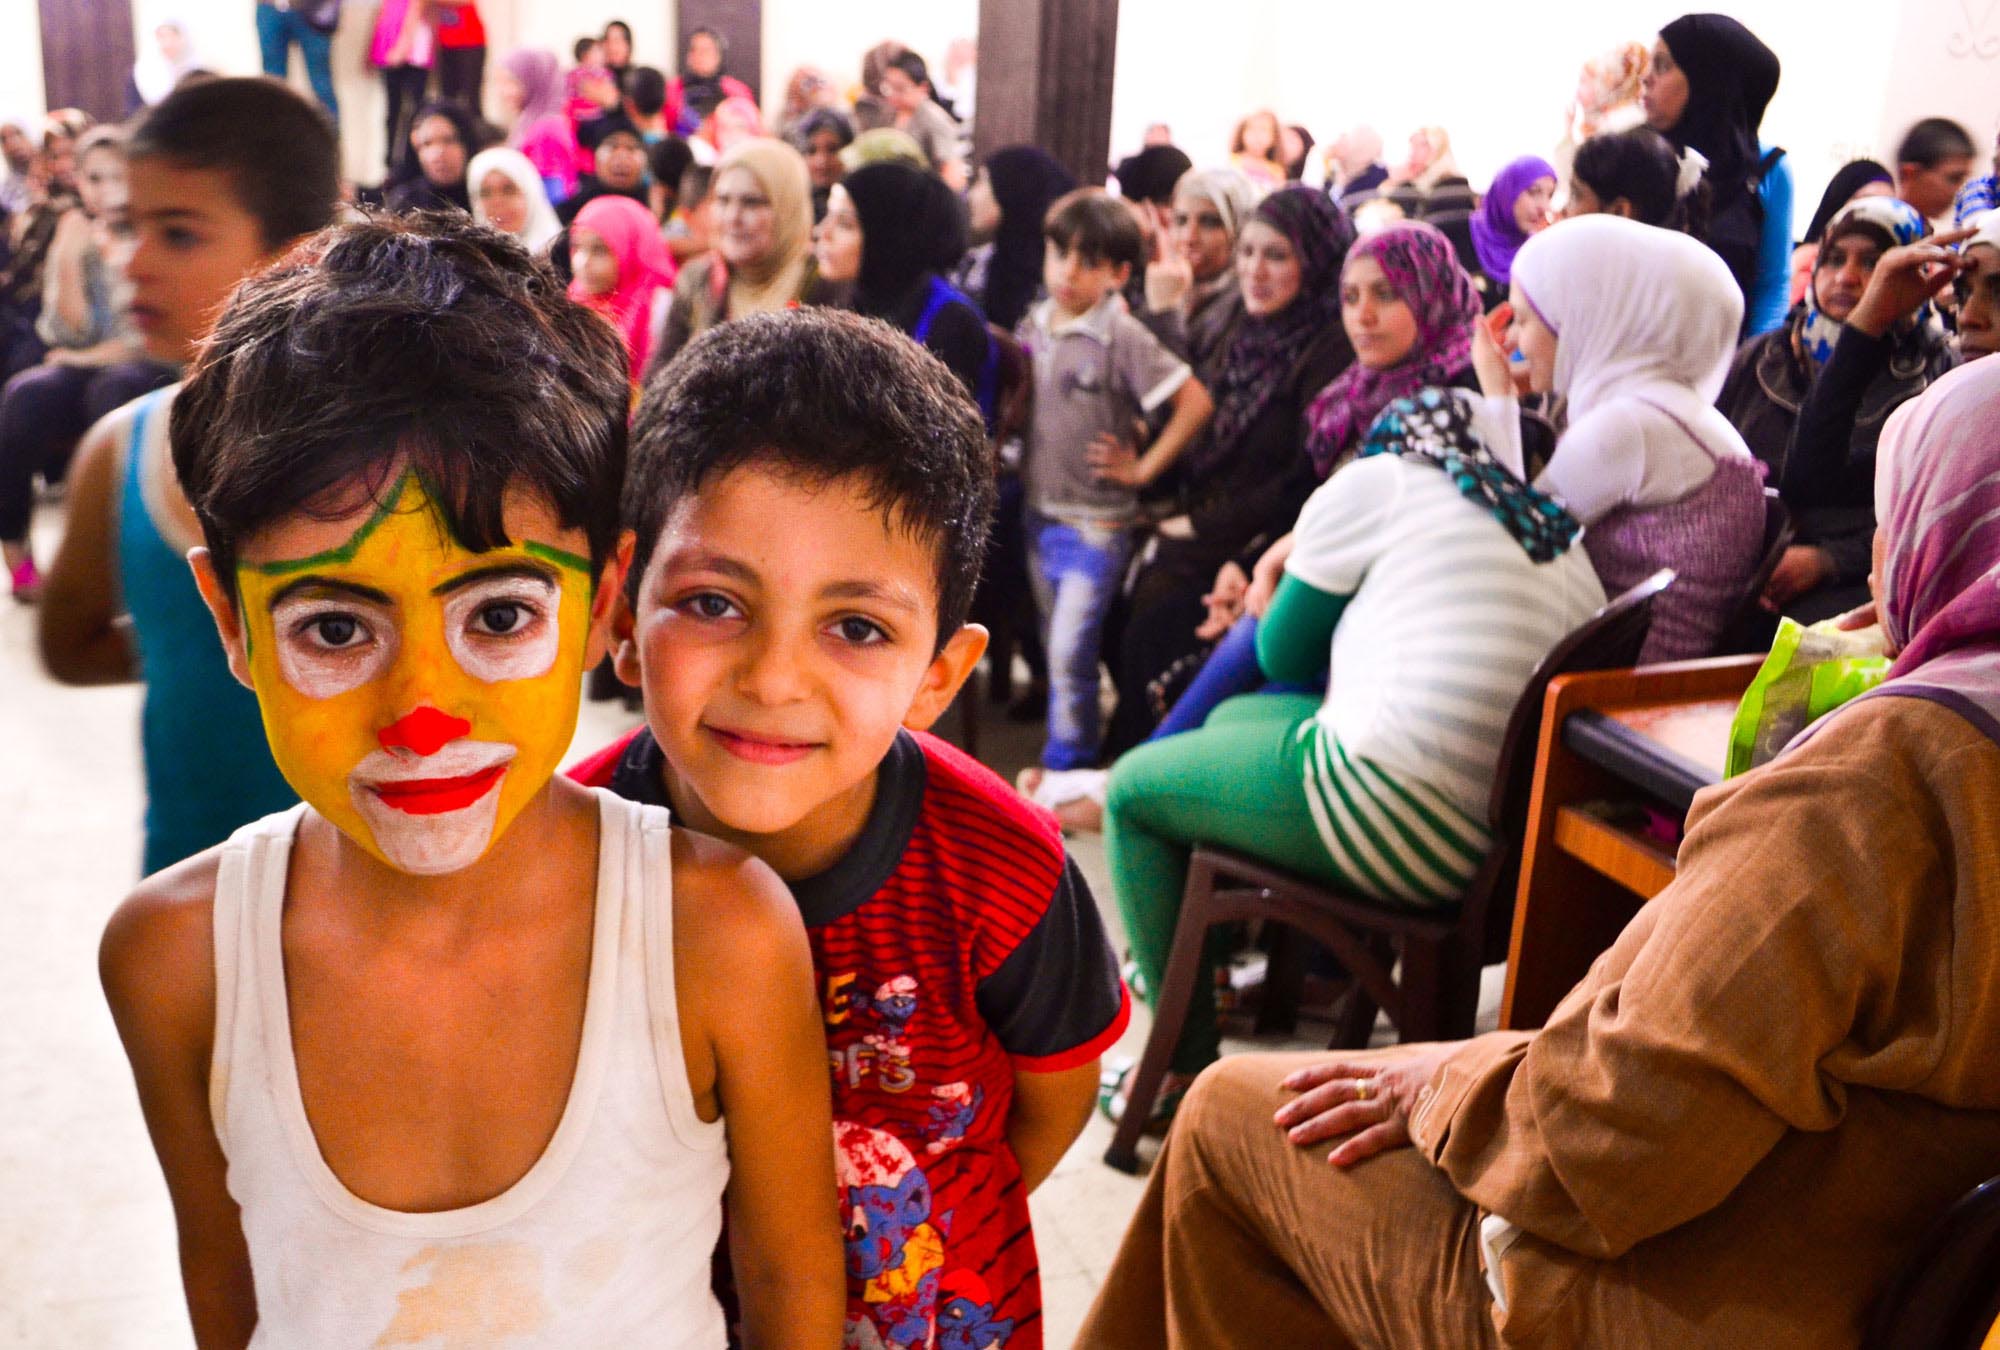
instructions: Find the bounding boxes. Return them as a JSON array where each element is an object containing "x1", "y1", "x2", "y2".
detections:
[
  {"x1": 568, "y1": 196, "x2": 675, "y2": 384},
  {"x1": 1860, "y1": 357, "x2": 2000, "y2": 742}
]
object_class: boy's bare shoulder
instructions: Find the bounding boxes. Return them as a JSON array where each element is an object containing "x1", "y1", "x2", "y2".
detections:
[
  {"x1": 99, "y1": 848, "x2": 223, "y2": 1040},
  {"x1": 668, "y1": 826, "x2": 813, "y2": 992}
]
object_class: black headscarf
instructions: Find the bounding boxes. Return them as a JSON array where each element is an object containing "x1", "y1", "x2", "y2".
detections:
[
  {"x1": 385, "y1": 99, "x2": 483, "y2": 214},
  {"x1": 679, "y1": 28, "x2": 732, "y2": 126},
  {"x1": 1803, "y1": 159, "x2": 1893, "y2": 245},
  {"x1": 844, "y1": 161, "x2": 967, "y2": 316},
  {"x1": 1658, "y1": 14, "x2": 1780, "y2": 212},
  {"x1": 982, "y1": 145, "x2": 1076, "y2": 331},
  {"x1": 1114, "y1": 145, "x2": 1193, "y2": 207},
  {"x1": 1188, "y1": 186, "x2": 1355, "y2": 482}
]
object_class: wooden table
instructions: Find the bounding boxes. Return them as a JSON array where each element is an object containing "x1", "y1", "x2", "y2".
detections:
[{"x1": 1499, "y1": 655, "x2": 1763, "y2": 1030}]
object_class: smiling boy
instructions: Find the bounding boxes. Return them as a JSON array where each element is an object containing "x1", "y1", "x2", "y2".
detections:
[
  {"x1": 572, "y1": 309, "x2": 1130, "y2": 1348},
  {"x1": 98, "y1": 216, "x2": 843, "y2": 1348}
]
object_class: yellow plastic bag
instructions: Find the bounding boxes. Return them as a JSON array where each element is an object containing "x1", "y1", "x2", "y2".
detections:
[{"x1": 1725, "y1": 618, "x2": 1890, "y2": 777}]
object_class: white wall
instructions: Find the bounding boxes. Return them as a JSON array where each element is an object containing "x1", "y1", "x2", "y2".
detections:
[
  {"x1": 760, "y1": 0, "x2": 975, "y2": 124},
  {"x1": 1, "y1": 1, "x2": 48, "y2": 129}
]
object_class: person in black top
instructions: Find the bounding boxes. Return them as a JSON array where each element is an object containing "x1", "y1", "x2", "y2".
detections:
[
  {"x1": 813, "y1": 161, "x2": 988, "y2": 401},
  {"x1": 556, "y1": 113, "x2": 650, "y2": 226},
  {"x1": 383, "y1": 100, "x2": 484, "y2": 214}
]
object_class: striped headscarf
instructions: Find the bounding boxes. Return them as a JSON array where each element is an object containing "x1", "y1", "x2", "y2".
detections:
[{"x1": 1304, "y1": 220, "x2": 1480, "y2": 476}]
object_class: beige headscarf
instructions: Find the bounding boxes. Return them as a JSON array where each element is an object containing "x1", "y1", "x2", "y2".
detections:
[{"x1": 711, "y1": 137, "x2": 815, "y2": 320}]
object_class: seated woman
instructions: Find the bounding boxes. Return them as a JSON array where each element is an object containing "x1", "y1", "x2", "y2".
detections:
[
  {"x1": 1097, "y1": 386, "x2": 1604, "y2": 1124},
  {"x1": 2, "y1": 126, "x2": 172, "y2": 599},
  {"x1": 813, "y1": 160, "x2": 988, "y2": 399},
  {"x1": 957, "y1": 145, "x2": 1077, "y2": 333},
  {"x1": 468, "y1": 146, "x2": 562, "y2": 255},
  {"x1": 1958, "y1": 209, "x2": 2000, "y2": 359},
  {"x1": 1564, "y1": 126, "x2": 1708, "y2": 234},
  {"x1": 566, "y1": 195, "x2": 674, "y2": 387},
  {"x1": 384, "y1": 99, "x2": 481, "y2": 213},
  {"x1": 1790, "y1": 159, "x2": 1893, "y2": 308},
  {"x1": 1718, "y1": 198, "x2": 1957, "y2": 624},
  {"x1": 1500, "y1": 212, "x2": 1768, "y2": 661},
  {"x1": 651, "y1": 137, "x2": 835, "y2": 375},
  {"x1": 1097, "y1": 188, "x2": 1363, "y2": 760},
  {"x1": 1148, "y1": 166, "x2": 1259, "y2": 375},
  {"x1": 1468, "y1": 155, "x2": 1555, "y2": 308},
  {"x1": 791, "y1": 105, "x2": 853, "y2": 222},
  {"x1": 1077, "y1": 355, "x2": 2000, "y2": 1350}
]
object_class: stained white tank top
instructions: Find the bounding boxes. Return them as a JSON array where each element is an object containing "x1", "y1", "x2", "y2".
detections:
[{"x1": 210, "y1": 793, "x2": 730, "y2": 1348}]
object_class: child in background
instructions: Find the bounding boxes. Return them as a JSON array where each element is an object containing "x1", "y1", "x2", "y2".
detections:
[
  {"x1": 569, "y1": 194, "x2": 676, "y2": 385},
  {"x1": 573, "y1": 309, "x2": 1129, "y2": 1348},
  {"x1": 1016, "y1": 190, "x2": 1212, "y2": 795},
  {"x1": 37, "y1": 78, "x2": 336, "y2": 874},
  {"x1": 666, "y1": 162, "x2": 715, "y2": 265},
  {"x1": 101, "y1": 213, "x2": 843, "y2": 1348}
]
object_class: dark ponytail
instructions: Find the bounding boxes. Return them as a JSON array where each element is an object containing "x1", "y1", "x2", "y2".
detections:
[{"x1": 1573, "y1": 127, "x2": 1710, "y2": 241}]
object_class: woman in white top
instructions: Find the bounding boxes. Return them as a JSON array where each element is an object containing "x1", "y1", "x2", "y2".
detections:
[
  {"x1": 1482, "y1": 213, "x2": 1767, "y2": 661},
  {"x1": 469, "y1": 145, "x2": 564, "y2": 256}
]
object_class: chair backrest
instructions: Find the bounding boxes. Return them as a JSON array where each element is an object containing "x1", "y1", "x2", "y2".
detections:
[
  {"x1": 1865, "y1": 1174, "x2": 2000, "y2": 1350},
  {"x1": 1485, "y1": 568, "x2": 1676, "y2": 840},
  {"x1": 1720, "y1": 488, "x2": 1800, "y2": 652}
]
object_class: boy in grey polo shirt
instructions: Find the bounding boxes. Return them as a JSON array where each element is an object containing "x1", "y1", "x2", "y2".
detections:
[{"x1": 1016, "y1": 190, "x2": 1212, "y2": 780}]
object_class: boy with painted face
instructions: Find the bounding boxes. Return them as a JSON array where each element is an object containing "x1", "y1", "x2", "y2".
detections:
[
  {"x1": 98, "y1": 216, "x2": 844, "y2": 1348},
  {"x1": 570, "y1": 309, "x2": 1129, "y2": 1349}
]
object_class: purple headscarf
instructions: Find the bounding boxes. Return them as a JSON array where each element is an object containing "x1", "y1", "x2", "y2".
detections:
[
  {"x1": 1189, "y1": 186, "x2": 1355, "y2": 482},
  {"x1": 1470, "y1": 155, "x2": 1556, "y2": 289},
  {"x1": 1850, "y1": 358, "x2": 2000, "y2": 745},
  {"x1": 502, "y1": 49, "x2": 567, "y2": 137},
  {"x1": 1304, "y1": 220, "x2": 1482, "y2": 476}
]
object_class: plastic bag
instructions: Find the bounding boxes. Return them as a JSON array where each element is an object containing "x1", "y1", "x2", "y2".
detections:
[{"x1": 1724, "y1": 618, "x2": 1890, "y2": 777}]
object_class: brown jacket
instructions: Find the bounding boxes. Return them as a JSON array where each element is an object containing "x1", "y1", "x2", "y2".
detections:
[{"x1": 1413, "y1": 695, "x2": 2000, "y2": 1347}]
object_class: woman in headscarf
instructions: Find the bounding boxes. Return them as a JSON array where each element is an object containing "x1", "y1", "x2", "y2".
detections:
[
  {"x1": 814, "y1": 160, "x2": 987, "y2": 398},
  {"x1": 1642, "y1": 13, "x2": 1793, "y2": 336},
  {"x1": 1789, "y1": 159, "x2": 1894, "y2": 306},
  {"x1": 957, "y1": 146, "x2": 1077, "y2": 333},
  {"x1": 0, "y1": 110, "x2": 92, "y2": 383},
  {"x1": 1097, "y1": 187, "x2": 1361, "y2": 758},
  {"x1": 1150, "y1": 166, "x2": 1260, "y2": 376},
  {"x1": 1496, "y1": 213, "x2": 1766, "y2": 661},
  {"x1": 1469, "y1": 155, "x2": 1557, "y2": 306},
  {"x1": 468, "y1": 146, "x2": 563, "y2": 255},
  {"x1": 128, "y1": 18, "x2": 199, "y2": 113},
  {"x1": 666, "y1": 26, "x2": 753, "y2": 139},
  {"x1": 651, "y1": 137, "x2": 832, "y2": 374},
  {"x1": 568, "y1": 194, "x2": 674, "y2": 386},
  {"x1": 385, "y1": 99, "x2": 483, "y2": 214},
  {"x1": 496, "y1": 48, "x2": 580, "y2": 204},
  {"x1": 1720, "y1": 198, "x2": 1958, "y2": 625},
  {"x1": 1076, "y1": 355, "x2": 2000, "y2": 1350},
  {"x1": 1385, "y1": 126, "x2": 1476, "y2": 215},
  {"x1": 1094, "y1": 373, "x2": 1603, "y2": 1123},
  {"x1": 1554, "y1": 39, "x2": 1650, "y2": 182},
  {"x1": 791, "y1": 106, "x2": 854, "y2": 222}
]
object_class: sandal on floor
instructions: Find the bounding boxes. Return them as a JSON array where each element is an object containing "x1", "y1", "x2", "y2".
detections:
[{"x1": 1097, "y1": 1058, "x2": 1187, "y2": 1133}]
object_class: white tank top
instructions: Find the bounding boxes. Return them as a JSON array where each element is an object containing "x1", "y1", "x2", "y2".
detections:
[{"x1": 210, "y1": 792, "x2": 730, "y2": 1348}]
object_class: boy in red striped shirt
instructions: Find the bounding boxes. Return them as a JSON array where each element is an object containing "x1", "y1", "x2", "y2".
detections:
[{"x1": 571, "y1": 310, "x2": 1128, "y2": 1349}]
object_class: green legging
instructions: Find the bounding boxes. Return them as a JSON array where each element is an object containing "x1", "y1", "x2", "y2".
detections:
[{"x1": 1105, "y1": 692, "x2": 1350, "y2": 1076}]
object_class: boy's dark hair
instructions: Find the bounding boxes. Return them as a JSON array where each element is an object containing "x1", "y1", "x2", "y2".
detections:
[
  {"x1": 574, "y1": 36, "x2": 599, "y2": 63},
  {"x1": 1896, "y1": 117, "x2": 1976, "y2": 169},
  {"x1": 171, "y1": 214, "x2": 630, "y2": 585},
  {"x1": 648, "y1": 136, "x2": 694, "y2": 193},
  {"x1": 1573, "y1": 127, "x2": 1711, "y2": 239},
  {"x1": 1114, "y1": 145, "x2": 1192, "y2": 206},
  {"x1": 128, "y1": 77, "x2": 339, "y2": 250},
  {"x1": 627, "y1": 66, "x2": 667, "y2": 117},
  {"x1": 1043, "y1": 188, "x2": 1143, "y2": 270},
  {"x1": 627, "y1": 309, "x2": 993, "y2": 647}
]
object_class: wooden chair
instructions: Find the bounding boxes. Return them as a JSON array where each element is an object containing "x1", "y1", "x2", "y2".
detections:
[
  {"x1": 1864, "y1": 1175, "x2": 2000, "y2": 1350},
  {"x1": 1104, "y1": 569, "x2": 1675, "y2": 1173},
  {"x1": 1715, "y1": 488, "x2": 1796, "y2": 655}
]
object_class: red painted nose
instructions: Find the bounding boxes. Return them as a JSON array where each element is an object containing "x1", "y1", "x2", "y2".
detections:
[{"x1": 377, "y1": 706, "x2": 472, "y2": 756}]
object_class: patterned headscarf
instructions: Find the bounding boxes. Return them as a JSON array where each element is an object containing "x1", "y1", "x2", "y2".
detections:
[
  {"x1": 1797, "y1": 358, "x2": 2000, "y2": 750},
  {"x1": 1569, "y1": 41, "x2": 1650, "y2": 142},
  {"x1": 1470, "y1": 155, "x2": 1556, "y2": 289},
  {"x1": 1800, "y1": 197, "x2": 1931, "y2": 370},
  {"x1": 1304, "y1": 220, "x2": 1480, "y2": 476},
  {"x1": 1361, "y1": 388, "x2": 1581, "y2": 562}
]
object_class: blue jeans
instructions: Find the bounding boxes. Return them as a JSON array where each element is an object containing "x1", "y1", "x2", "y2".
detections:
[
  {"x1": 257, "y1": 4, "x2": 339, "y2": 124},
  {"x1": 1027, "y1": 512, "x2": 1134, "y2": 770},
  {"x1": 1148, "y1": 614, "x2": 1327, "y2": 742}
]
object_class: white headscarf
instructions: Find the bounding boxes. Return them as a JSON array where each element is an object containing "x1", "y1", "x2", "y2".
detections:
[
  {"x1": 467, "y1": 147, "x2": 563, "y2": 256},
  {"x1": 1511, "y1": 213, "x2": 1742, "y2": 427},
  {"x1": 1967, "y1": 208, "x2": 2000, "y2": 259},
  {"x1": 132, "y1": 18, "x2": 199, "y2": 108}
]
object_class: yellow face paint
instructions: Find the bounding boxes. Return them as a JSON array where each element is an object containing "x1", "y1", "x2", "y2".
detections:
[{"x1": 233, "y1": 472, "x2": 595, "y2": 874}]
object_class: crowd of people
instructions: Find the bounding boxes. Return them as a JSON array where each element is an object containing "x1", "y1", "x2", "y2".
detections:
[{"x1": 4, "y1": 9, "x2": 2000, "y2": 1348}]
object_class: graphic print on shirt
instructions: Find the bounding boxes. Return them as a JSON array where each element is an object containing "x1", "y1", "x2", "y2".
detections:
[
  {"x1": 837, "y1": 1121, "x2": 950, "y2": 1349},
  {"x1": 937, "y1": 1270, "x2": 1016, "y2": 1350},
  {"x1": 829, "y1": 972, "x2": 920, "y2": 1094},
  {"x1": 922, "y1": 1082, "x2": 982, "y2": 1156}
]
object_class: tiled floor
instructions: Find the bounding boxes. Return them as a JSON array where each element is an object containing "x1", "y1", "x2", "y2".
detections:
[{"x1": 0, "y1": 496, "x2": 1498, "y2": 1347}]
